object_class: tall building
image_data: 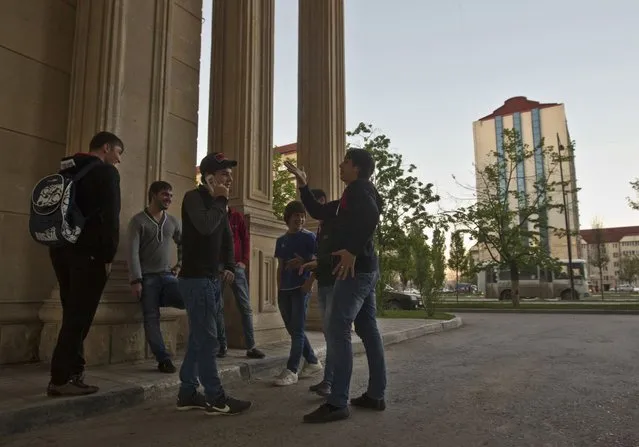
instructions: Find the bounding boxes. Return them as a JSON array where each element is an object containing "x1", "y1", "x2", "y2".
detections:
[{"x1": 472, "y1": 96, "x2": 582, "y2": 261}]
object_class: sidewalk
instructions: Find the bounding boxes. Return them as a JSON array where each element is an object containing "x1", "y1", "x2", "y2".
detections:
[{"x1": 0, "y1": 316, "x2": 462, "y2": 436}]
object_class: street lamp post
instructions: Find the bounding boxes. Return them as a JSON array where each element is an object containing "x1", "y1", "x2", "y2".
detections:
[{"x1": 557, "y1": 133, "x2": 576, "y2": 299}]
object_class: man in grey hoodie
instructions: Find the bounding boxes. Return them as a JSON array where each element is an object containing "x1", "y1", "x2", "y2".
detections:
[{"x1": 127, "y1": 181, "x2": 183, "y2": 374}]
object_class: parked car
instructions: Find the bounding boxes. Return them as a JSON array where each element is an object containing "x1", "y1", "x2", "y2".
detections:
[{"x1": 383, "y1": 290, "x2": 423, "y2": 310}]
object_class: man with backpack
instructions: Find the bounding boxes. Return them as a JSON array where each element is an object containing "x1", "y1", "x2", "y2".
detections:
[{"x1": 33, "y1": 131, "x2": 123, "y2": 397}]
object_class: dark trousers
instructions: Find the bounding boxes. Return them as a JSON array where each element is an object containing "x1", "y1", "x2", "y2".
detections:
[{"x1": 49, "y1": 248, "x2": 108, "y2": 385}]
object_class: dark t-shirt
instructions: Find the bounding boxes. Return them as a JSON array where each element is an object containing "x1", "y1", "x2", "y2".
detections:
[{"x1": 275, "y1": 229, "x2": 316, "y2": 290}]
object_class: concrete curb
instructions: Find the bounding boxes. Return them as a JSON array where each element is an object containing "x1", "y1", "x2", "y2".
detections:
[
  {"x1": 439, "y1": 308, "x2": 639, "y2": 315},
  {"x1": 0, "y1": 316, "x2": 462, "y2": 437}
]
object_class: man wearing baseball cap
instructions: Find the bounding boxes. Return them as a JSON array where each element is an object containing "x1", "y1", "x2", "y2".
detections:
[{"x1": 175, "y1": 152, "x2": 251, "y2": 415}]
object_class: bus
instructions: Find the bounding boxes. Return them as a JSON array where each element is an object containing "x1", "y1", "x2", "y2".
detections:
[{"x1": 478, "y1": 259, "x2": 589, "y2": 301}]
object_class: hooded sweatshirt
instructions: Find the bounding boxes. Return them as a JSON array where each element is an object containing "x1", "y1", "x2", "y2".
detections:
[
  {"x1": 300, "y1": 179, "x2": 383, "y2": 274},
  {"x1": 56, "y1": 153, "x2": 121, "y2": 262}
]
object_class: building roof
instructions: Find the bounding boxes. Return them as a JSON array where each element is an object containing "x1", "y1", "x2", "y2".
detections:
[
  {"x1": 478, "y1": 96, "x2": 560, "y2": 122},
  {"x1": 276, "y1": 143, "x2": 297, "y2": 155},
  {"x1": 580, "y1": 226, "x2": 639, "y2": 244}
]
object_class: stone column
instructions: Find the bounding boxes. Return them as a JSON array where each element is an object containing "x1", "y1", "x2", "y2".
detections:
[
  {"x1": 297, "y1": 0, "x2": 346, "y2": 331},
  {"x1": 209, "y1": 0, "x2": 286, "y2": 348},
  {"x1": 39, "y1": 0, "x2": 202, "y2": 364}
]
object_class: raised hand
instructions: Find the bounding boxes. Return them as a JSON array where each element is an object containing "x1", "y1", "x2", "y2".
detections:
[{"x1": 283, "y1": 160, "x2": 307, "y2": 187}]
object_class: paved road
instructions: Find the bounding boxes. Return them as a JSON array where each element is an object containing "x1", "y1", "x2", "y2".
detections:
[{"x1": 5, "y1": 314, "x2": 639, "y2": 447}]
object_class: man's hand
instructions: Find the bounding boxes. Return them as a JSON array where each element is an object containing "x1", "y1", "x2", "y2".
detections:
[
  {"x1": 171, "y1": 266, "x2": 181, "y2": 276},
  {"x1": 131, "y1": 283, "x2": 142, "y2": 300},
  {"x1": 283, "y1": 160, "x2": 307, "y2": 187},
  {"x1": 236, "y1": 262, "x2": 246, "y2": 269},
  {"x1": 205, "y1": 174, "x2": 229, "y2": 199},
  {"x1": 298, "y1": 260, "x2": 318, "y2": 275},
  {"x1": 301, "y1": 277, "x2": 314, "y2": 294},
  {"x1": 285, "y1": 253, "x2": 305, "y2": 270},
  {"x1": 221, "y1": 269, "x2": 235, "y2": 284},
  {"x1": 332, "y1": 249, "x2": 356, "y2": 280},
  {"x1": 105, "y1": 263, "x2": 112, "y2": 276}
]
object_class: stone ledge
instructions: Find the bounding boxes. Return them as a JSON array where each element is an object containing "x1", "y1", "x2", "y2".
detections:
[{"x1": 0, "y1": 316, "x2": 462, "y2": 437}]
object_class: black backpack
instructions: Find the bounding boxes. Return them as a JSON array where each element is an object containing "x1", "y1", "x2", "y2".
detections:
[{"x1": 29, "y1": 160, "x2": 100, "y2": 248}]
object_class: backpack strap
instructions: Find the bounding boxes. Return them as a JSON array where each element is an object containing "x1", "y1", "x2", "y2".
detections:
[{"x1": 72, "y1": 159, "x2": 102, "y2": 182}]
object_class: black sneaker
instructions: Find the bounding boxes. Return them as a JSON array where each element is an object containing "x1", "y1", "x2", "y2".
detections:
[
  {"x1": 176, "y1": 392, "x2": 207, "y2": 411},
  {"x1": 246, "y1": 347, "x2": 266, "y2": 359},
  {"x1": 309, "y1": 380, "x2": 325, "y2": 392},
  {"x1": 47, "y1": 376, "x2": 99, "y2": 397},
  {"x1": 217, "y1": 346, "x2": 227, "y2": 358},
  {"x1": 303, "y1": 403, "x2": 350, "y2": 423},
  {"x1": 350, "y1": 393, "x2": 386, "y2": 411},
  {"x1": 158, "y1": 359, "x2": 176, "y2": 373},
  {"x1": 206, "y1": 395, "x2": 252, "y2": 416},
  {"x1": 309, "y1": 380, "x2": 331, "y2": 396}
]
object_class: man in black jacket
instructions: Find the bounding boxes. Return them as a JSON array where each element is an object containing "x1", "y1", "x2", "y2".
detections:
[
  {"x1": 175, "y1": 153, "x2": 251, "y2": 416},
  {"x1": 47, "y1": 131, "x2": 123, "y2": 397},
  {"x1": 285, "y1": 149, "x2": 387, "y2": 423}
]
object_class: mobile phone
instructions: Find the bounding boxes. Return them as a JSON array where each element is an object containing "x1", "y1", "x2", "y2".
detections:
[{"x1": 205, "y1": 174, "x2": 216, "y2": 189}]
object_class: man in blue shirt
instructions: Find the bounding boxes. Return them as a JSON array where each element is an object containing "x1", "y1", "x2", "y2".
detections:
[{"x1": 273, "y1": 200, "x2": 323, "y2": 386}]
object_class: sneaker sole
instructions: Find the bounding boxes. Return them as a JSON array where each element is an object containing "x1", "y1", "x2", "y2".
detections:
[
  {"x1": 176, "y1": 405, "x2": 207, "y2": 411},
  {"x1": 205, "y1": 404, "x2": 252, "y2": 416},
  {"x1": 273, "y1": 381, "x2": 298, "y2": 387}
]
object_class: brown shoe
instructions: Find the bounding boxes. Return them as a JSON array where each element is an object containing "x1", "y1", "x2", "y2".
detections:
[{"x1": 47, "y1": 376, "x2": 99, "y2": 397}]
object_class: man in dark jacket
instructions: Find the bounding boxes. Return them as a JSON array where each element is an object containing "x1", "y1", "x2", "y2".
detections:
[
  {"x1": 175, "y1": 152, "x2": 251, "y2": 416},
  {"x1": 285, "y1": 149, "x2": 387, "y2": 423},
  {"x1": 47, "y1": 131, "x2": 123, "y2": 397}
]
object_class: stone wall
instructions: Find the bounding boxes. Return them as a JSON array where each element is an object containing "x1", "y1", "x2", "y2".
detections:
[{"x1": 0, "y1": 0, "x2": 76, "y2": 364}]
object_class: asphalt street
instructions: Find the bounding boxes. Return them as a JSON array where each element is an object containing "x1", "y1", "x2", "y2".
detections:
[{"x1": 4, "y1": 314, "x2": 639, "y2": 447}]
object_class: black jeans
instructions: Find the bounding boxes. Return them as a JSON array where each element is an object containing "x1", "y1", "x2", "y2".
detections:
[{"x1": 49, "y1": 248, "x2": 108, "y2": 385}]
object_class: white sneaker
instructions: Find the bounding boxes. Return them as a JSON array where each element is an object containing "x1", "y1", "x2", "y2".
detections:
[
  {"x1": 273, "y1": 369, "x2": 298, "y2": 386},
  {"x1": 299, "y1": 360, "x2": 323, "y2": 379}
]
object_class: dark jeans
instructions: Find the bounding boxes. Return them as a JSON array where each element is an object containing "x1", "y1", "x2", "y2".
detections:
[
  {"x1": 326, "y1": 271, "x2": 386, "y2": 408},
  {"x1": 317, "y1": 285, "x2": 334, "y2": 385},
  {"x1": 178, "y1": 277, "x2": 225, "y2": 403},
  {"x1": 216, "y1": 267, "x2": 256, "y2": 349},
  {"x1": 49, "y1": 248, "x2": 108, "y2": 385},
  {"x1": 278, "y1": 288, "x2": 318, "y2": 373},
  {"x1": 141, "y1": 273, "x2": 184, "y2": 362}
]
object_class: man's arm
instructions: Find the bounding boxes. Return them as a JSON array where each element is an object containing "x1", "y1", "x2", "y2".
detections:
[
  {"x1": 342, "y1": 186, "x2": 380, "y2": 257},
  {"x1": 127, "y1": 217, "x2": 143, "y2": 283},
  {"x1": 239, "y1": 214, "x2": 250, "y2": 266},
  {"x1": 172, "y1": 217, "x2": 182, "y2": 270},
  {"x1": 221, "y1": 218, "x2": 235, "y2": 273},
  {"x1": 100, "y1": 165, "x2": 121, "y2": 263},
  {"x1": 299, "y1": 186, "x2": 338, "y2": 221},
  {"x1": 183, "y1": 190, "x2": 227, "y2": 235}
]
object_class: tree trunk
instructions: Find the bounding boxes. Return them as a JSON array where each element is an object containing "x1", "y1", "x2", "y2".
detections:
[
  {"x1": 510, "y1": 262, "x2": 521, "y2": 308},
  {"x1": 599, "y1": 266, "x2": 604, "y2": 301},
  {"x1": 456, "y1": 271, "x2": 459, "y2": 303}
]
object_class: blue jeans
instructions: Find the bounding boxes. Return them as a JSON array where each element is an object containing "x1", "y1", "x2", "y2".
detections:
[
  {"x1": 326, "y1": 272, "x2": 386, "y2": 408},
  {"x1": 278, "y1": 288, "x2": 318, "y2": 373},
  {"x1": 141, "y1": 273, "x2": 184, "y2": 362},
  {"x1": 216, "y1": 267, "x2": 256, "y2": 349},
  {"x1": 178, "y1": 277, "x2": 225, "y2": 403},
  {"x1": 318, "y1": 285, "x2": 334, "y2": 385}
]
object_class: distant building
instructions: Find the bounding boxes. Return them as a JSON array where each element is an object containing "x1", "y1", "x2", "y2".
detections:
[
  {"x1": 580, "y1": 226, "x2": 639, "y2": 291},
  {"x1": 472, "y1": 96, "x2": 582, "y2": 261}
]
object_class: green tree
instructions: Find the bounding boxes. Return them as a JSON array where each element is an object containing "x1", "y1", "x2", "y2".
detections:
[
  {"x1": 412, "y1": 226, "x2": 446, "y2": 317},
  {"x1": 272, "y1": 151, "x2": 296, "y2": 221},
  {"x1": 618, "y1": 255, "x2": 639, "y2": 285},
  {"x1": 628, "y1": 179, "x2": 639, "y2": 211},
  {"x1": 347, "y1": 123, "x2": 440, "y2": 309},
  {"x1": 447, "y1": 230, "x2": 468, "y2": 302},
  {"x1": 460, "y1": 254, "x2": 477, "y2": 285},
  {"x1": 588, "y1": 218, "x2": 609, "y2": 300},
  {"x1": 452, "y1": 128, "x2": 576, "y2": 307}
]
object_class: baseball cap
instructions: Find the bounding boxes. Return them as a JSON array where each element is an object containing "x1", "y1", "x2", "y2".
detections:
[{"x1": 199, "y1": 152, "x2": 238, "y2": 176}]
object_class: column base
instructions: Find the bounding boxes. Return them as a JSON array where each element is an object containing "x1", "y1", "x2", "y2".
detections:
[
  {"x1": 38, "y1": 261, "x2": 187, "y2": 366},
  {"x1": 0, "y1": 302, "x2": 42, "y2": 364},
  {"x1": 221, "y1": 212, "x2": 288, "y2": 349}
]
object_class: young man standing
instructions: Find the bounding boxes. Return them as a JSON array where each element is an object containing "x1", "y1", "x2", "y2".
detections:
[
  {"x1": 285, "y1": 149, "x2": 387, "y2": 423},
  {"x1": 215, "y1": 205, "x2": 266, "y2": 359},
  {"x1": 127, "y1": 181, "x2": 183, "y2": 374},
  {"x1": 47, "y1": 131, "x2": 123, "y2": 397},
  {"x1": 176, "y1": 152, "x2": 251, "y2": 415}
]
